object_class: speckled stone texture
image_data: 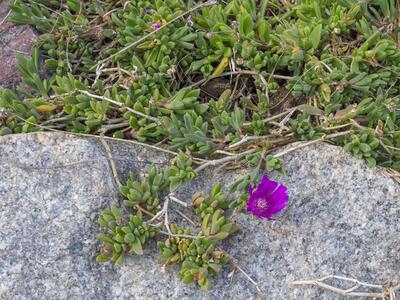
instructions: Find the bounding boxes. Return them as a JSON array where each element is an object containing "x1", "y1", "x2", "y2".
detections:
[
  {"x1": 0, "y1": 0, "x2": 38, "y2": 88},
  {"x1": 0, "y1": 132, "x2": 399, "y2": 300}
]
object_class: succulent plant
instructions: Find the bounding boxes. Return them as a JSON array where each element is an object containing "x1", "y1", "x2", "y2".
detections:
[{"x1": 1, "y1": 0, "x2": 400, "y2": 294}]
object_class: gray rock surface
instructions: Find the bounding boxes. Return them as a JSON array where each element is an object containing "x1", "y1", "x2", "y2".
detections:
[
  {"x1": 0, "y1": 132, "x2": 399, "y2": 300},
  {"x1": 0, "y1": 0, "x2": 38, "y2": 88}
]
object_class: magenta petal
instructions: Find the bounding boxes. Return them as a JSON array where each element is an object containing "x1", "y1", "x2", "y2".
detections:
[
  {"x1": 151, "y1": 23, "x2": 161, "y2": 30},
  {"x1": 259, "y1": 176, "x2": 278, "y2": 193},
  {"x1": 245, "y1": 175, "x2": 288, "y2": 220},
  {"x1": 248, "y1": 184, "x2": 253, "y2": 195},
  {"x1": 261, "y1": 175, "x2": 278, "y2": 188},
  {"x1": 269, "y1": 186, "x2": 288, "y2": 203}
]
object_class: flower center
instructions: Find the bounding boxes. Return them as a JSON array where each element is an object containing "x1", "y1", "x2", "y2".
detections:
[{"x1": 256, "y1": 198, "x2": 268, "y2": 211}]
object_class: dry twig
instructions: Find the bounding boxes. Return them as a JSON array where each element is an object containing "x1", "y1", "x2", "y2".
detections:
[
  {"x1": 169, "y1": 195, "x2": 189, "y2": 207},
  {"x1": 14, "y1": 114, "x2": 192, "y2": 158},
  {"x1": 196, "y1": 130, "x2": 353, "y2": 172},
  {"x1": 291, "y1": 275, "x2": 400, "y2": 299},
  {"x1": 227, "y1": 254, "x2": 266, "y2": 300},
  {"x1": 100, "y1": 133, "x2": 155, "y2": 216},
  {"x1": 171, "y1": 208, "x2": 198, "y2": 227},
  {"x1": 100, "y1": 133, "x2": 122, "y2": 188},
  {"x1": 188, "y1": 70, "x2": 293, "y2": 90},
  {"x1": 381, "y1": 168, "x2": 400, "y2": 184},
  {"x1": 0, "y1": 9, "x2": 11, "y2": 25},
  {"x1": 272, "y1": 130, "x2": 353, "y2": 158},
  {"x1": 227, "y1": 135, "x2": 290, "y2": 149},
  {"x1": 243, "y1": 107, "x2": 299, "y2": 127},
  {"x1": 194, "y1": 149, "x2": 257, "y2": 173}
]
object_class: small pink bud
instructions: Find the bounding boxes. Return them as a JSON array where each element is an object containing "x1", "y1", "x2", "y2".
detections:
[{"x1": 151, "y1": 23, "x2": 161, "y2": 30}]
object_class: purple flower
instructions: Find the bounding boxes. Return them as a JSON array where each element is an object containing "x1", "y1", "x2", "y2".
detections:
[
  {"x1": 151, "y1": 23, "x2": 161, "y2": 30},
  {"x1": 246, "y1": 175, "x2": 288, "y2": 220}
]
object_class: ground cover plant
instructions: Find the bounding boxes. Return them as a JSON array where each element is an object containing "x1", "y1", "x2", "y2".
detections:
[{"x1": 0, "y1": 0, "x2": 399, "y2": 296}]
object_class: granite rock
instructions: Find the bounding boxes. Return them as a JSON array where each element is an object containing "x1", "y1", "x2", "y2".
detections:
[
  {"x1": 0, "y1": 132, "x2": 399, "y2": 300},
  {"x1": 0, "y1": 0, "x2": 39, "y2": 89}
]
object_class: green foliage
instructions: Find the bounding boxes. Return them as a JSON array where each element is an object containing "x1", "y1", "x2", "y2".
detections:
[
  {"x1": 2, "y1": 0, "x2": 399, "y2": 170},
  {"x1": 119, "y1": 165, "x2": 169, "y2": 212},
  {"x1": 343, "y1": 129, "x2": 380, "y2": 168},
  {"x1": 200, "y1": 208, "x2": 239, "y2": 240},
  {"x1": 192, "y1": 183, "x2": 230, "y2": 218},
  {"x1": 97, "y1": 208, "x2": 157, "y2": 265},
  {"x1": 16, "y1": 48, "x2": 51, "y2": 97},
  {"x1": 290, "y1": 113, "x2": 324, "y2": 140},
  {"x1": 167, "y1": 152, "x2": 196, "y2": 191},
  {"x1": 157, "y1": 227, "x2": 229, "y2": 291},
  {"x1": 98, "y1": 162, "x2": 238, "y2": 291},
  {"x1": 229, "y1": 170, "x2": 260, "y2": 209},
  {"x1": 265, "y1": 156, "x2": 284, "y2": 173},
  {"x1": 4, "y1": 0, "x2": 400, "y2": 293},
  {"x1": 166, "y1": 89, "x2": 208, "y2": 115},
  {"x1": 167, "y1": 112, "x2": 216, "y2": 156},
  {"x1": 158, "y1": 185, "x2": 237, "y2": 291}
]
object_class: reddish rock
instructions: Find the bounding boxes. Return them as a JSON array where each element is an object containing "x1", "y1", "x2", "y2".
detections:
[
  {"x1": 0, "y1": 0, "x2": 38, "y2": 88},
  {"x1": 0, "y1": 0, "x2": 12, "y2": 22}
]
